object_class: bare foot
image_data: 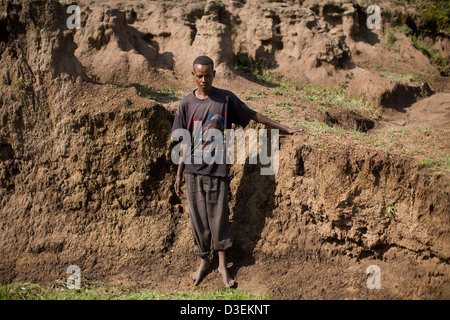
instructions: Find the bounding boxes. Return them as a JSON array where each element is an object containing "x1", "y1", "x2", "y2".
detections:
[
  {"x1": 218, "y1": 265, "x2": 235, "y2": 288},
  {"x1": 190, "y1": 258, "x2": 210, "y2": 286}
]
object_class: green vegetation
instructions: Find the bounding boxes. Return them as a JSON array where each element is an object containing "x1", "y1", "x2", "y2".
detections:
[
  {"x1": 0, "y1": 282, "x2": 269, "y2": 300},
  {"x1": 390, "y1": 2, "x2": 449, "y2": 74},
  {"x1": 418, "y1": 155, "x2": 450, "y2": 170},
  {"x1": 402, "y1": 0, "x2": 450, "y2": 32},
  {"x1": 134, "y1": 84, "x2": 179, "y2": 101},
  {"x1": 315, "y1": 84, "x2": 374, "y2": 116},
  {"x1": 369, "y1": 62, "x2": 423, "y2": 84},
  {"x1": 245, "y1": 71, "x2": 376, "y2": 118},
  {"x1": 417, "y1": 159, "x2": 435, "y2": 168},
  {"x1": 109, "y1": 82, "x2": 180, "y2": 102},
  {"x1": 244, "y1": 89, "x2": 267, "y2": 100},
  {"x1": 297, "y1": 120, "x2": 347, "y2": 138},
  {"x1": 420, "y1": 3, "x2": 450, "y2": 33},
  {"x1": 417, "y1": 127, "x2": 434, "y2": 135},
  {"x1": 10, "y1": 77, "x2": 28, "y2": 95},
  {"x1": 412, "y1": 35, "x2": 448, "y2": 74},
  {"x1": 234, "y1": 55, "x2": 448, "y2": 176},
  {"x1": 386, "y1": 204, "x2": 397, "y2": 218},
  {"x1": 262, "y1": 108, "x2": 281, "y2": 121},
  {"x1": 296, "y1": 120, "x2": 379, "y2": 146},
  {"x1": 235, "y1": 56, "x2": 377, "y2": 117},
  {"x1": 386, "y1": 29, "x2": 398, "y2": 51},
  {"x1": 387, "y1": 128, "x2": 411, "y2": 138},
  {"x1": 86, "y1": 69, "x2": 99, "y2": 82},
  {"x1": 374, "y1": 69, "x2": 423, "y2": 84},
  {"x1": 294, "y1": 120, "x2": 449, "y2": 174},
  {"x1": 234, "y1": 56, "x2": 281, "y2": 86}
]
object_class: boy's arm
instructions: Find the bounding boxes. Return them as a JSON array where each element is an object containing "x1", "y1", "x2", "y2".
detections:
[
  {"x1": 252, "y1": 112, "x2": 306, "y2": 134},
  {"x1": 174, "y1": 148, "x2": 185, "y2": 198}
]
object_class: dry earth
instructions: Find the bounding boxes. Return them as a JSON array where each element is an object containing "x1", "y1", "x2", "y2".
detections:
[{"x1": 0, "y1": 0, "x2": 449, "y2": 299}]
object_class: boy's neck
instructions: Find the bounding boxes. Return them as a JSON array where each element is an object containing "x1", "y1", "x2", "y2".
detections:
[{"x1": 195, "y1": 87, "x2": 214, "y2": 99}]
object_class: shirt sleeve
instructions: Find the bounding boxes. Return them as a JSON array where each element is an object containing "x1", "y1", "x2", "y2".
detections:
[
  {"x1": 227, "y1": 92, "x2": 256, "y2": 128},
  {"x1": 171, "y1": 100, "x2": 187, "y2": 140}
]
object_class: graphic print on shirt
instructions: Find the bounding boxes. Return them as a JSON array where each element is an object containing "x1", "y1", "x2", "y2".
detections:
[
  {"x1": 171, "y1": 88, "x2": 257, "y2": 176},
  {"x1": 190, "y1": 112, "x2": 225, "y2": 161}
]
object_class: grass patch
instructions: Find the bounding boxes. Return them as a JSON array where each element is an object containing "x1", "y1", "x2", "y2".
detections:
[
  {"x1": 296, "y1": 121, "x2": 449, "y2": 175},
  {"x1": 276, "y1": 100, "x2": 295, "y2": 113},
  {"x1": 420, "y1": 3, "x2": 450, "y2": 33},
  {"x1": 234, "y1": 57, "x2": 377, "y2": 117},
  {"x1": 262, "y1": 108, "x2": 281, "y2": 121},
  {"x1": 234, "y1": 56, "x2": 281, "y2": 86},
  {"x1": 418, "y1": 155, "x2": 450, "y2": 171},
  {"x1": 10, "y1": 77, "x2": 28, "y2": 95},
  {"x1": 132, "y1": 84, "x2": 180, "y2": 102},
  {"x1": 417, "y1": 127, "x2": 435, "y2": 135},
  {"x1": 244, "y1": 89, "x2": 267, "y2": 100},
  {"x1": 374, "y1": 69, "x2": 423, "y2": 84},
  {"x1": 412, "y1": 35, "x2": 449, "y2": 74},
  {"x1": 386, "y1": 204, "x2": 397, "y2": 218},
  {"x1": 386, "y1": 29, "x2": 398, "y2": 51},
  {"x1": 296, "y1": 120, "x2": 347, "y2": 138},
  {"x1": 370, "y1": 63, "x2": 423, "y2": 84},
  {"x1": 108, "y1": 82, "x2": 180, "y2": 102},
  {"x1": 299, "y1": 83, "x2": 377, "y2": 117},
  {"x1": 387, "y1": 128, "x2": 411, "y2": 138},
  {"x1": 418, "y1": 159, "x2": 436, "y2": 168},
  {"x1": 0, "y1": 282, "x2": 269, "y2": 300}
]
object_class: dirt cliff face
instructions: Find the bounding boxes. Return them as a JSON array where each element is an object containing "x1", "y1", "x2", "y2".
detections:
[
  {"x1": 0, "y1": 0, "x2": 449, "y2": 299},
  {"x1": 73, "y1": 0, "x2": 449, "y2": 104}
]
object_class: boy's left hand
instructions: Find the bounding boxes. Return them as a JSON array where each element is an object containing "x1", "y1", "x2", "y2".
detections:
[{"x1": 286, "y1": 126, "x2": 307, "y2": 134}]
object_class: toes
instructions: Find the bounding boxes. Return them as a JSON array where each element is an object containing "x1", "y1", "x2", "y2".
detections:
[
  {"x1": 225, "y1": 278, "x2": 235, "y2": 288},
  {"x1": 190, "y1": 273, "x2": 198, "y2": 285},
  {"x1": 218, "y1": 267, "x2": 235, "y2": 288}
]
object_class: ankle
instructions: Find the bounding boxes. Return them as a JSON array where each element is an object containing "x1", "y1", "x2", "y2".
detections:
[{"x1": 200, "y1": 257, "x2": 210, "y2": 266}]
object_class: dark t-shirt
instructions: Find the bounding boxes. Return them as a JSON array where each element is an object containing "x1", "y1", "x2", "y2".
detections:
[{"x1": 171, "y1": 87, "x2": 256, "y2": 177}]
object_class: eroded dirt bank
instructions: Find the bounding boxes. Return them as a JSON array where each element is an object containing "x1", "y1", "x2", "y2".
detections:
[{"x1": 0, "y1": 0, "x2": 449, "y2": 299}]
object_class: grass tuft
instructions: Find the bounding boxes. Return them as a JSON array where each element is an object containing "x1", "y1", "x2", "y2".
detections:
[{"x1": 0, "y1": 282, "x2": 269, "y2": 300}]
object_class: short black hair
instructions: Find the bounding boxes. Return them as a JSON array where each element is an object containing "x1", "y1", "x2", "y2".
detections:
[{"x1": 193, "y1": 55, "x2": 214, "y2": 70}]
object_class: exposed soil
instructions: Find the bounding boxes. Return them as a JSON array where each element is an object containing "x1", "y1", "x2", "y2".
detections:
[{"x1": 0, "y1": 0, "x2": 449, "y2": 299}]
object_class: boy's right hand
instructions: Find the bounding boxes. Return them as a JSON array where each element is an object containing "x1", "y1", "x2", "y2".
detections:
[{"x1": 174, "y1": 175, "x2": 183, "y2": 198}]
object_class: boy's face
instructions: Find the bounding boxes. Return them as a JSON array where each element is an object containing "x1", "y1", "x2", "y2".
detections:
[{"x1": 192, "y1": 63, "x2": 215, "y2": 93}]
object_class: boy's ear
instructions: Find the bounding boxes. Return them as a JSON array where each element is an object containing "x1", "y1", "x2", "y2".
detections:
[{"x1": 213, "y1": 69, "x2": 216, "y2": 77}]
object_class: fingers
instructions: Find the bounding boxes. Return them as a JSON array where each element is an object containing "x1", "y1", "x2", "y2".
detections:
[
  {"x1": 288, "y1": 127, "x2": 305, "y2": 134},
  {"x1": 175, "y1": 186, "x2": 181, "y2": 198},
  {"x1": 174, "y1": 181, "x2": 183, "y2": 198},
  {"x1": 294, "y1": 126, "x2": 307, "y2": 133}
]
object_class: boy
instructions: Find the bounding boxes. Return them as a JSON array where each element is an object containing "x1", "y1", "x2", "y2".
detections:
[{"x1": 171, "y1": 56, "x2": 305, "y2": 287}]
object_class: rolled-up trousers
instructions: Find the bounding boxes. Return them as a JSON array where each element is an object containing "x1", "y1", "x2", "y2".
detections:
[{"x1": 185, "y1": 173, "x2": 232, "y2": 258}]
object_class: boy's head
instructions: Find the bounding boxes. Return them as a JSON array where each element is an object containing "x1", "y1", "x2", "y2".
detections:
[
  {"x1": 192, "y1": 55, "x2": 216, "y2": 93},
  {"x1": 193, "y1": 55, "x2": 214, "y2": 70}
]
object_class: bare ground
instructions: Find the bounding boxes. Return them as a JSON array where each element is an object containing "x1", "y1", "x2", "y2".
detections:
[{"x1": 0, "y1": 0, "x2": 449, "y2": 300}]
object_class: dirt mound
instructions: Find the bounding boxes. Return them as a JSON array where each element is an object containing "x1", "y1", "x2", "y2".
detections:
[
  {"x1": 0, "y1": 0, "x2": 449, "y2": 299},
  {"x1": 0, "y1": 0, "x2": 176, "y2": 283},
  {"x1": 73, "y1": 0, "x2": 449, "y2": 101},
  {"x1": 373, "y1": 92, "x2": 450, "y2": 132}
]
